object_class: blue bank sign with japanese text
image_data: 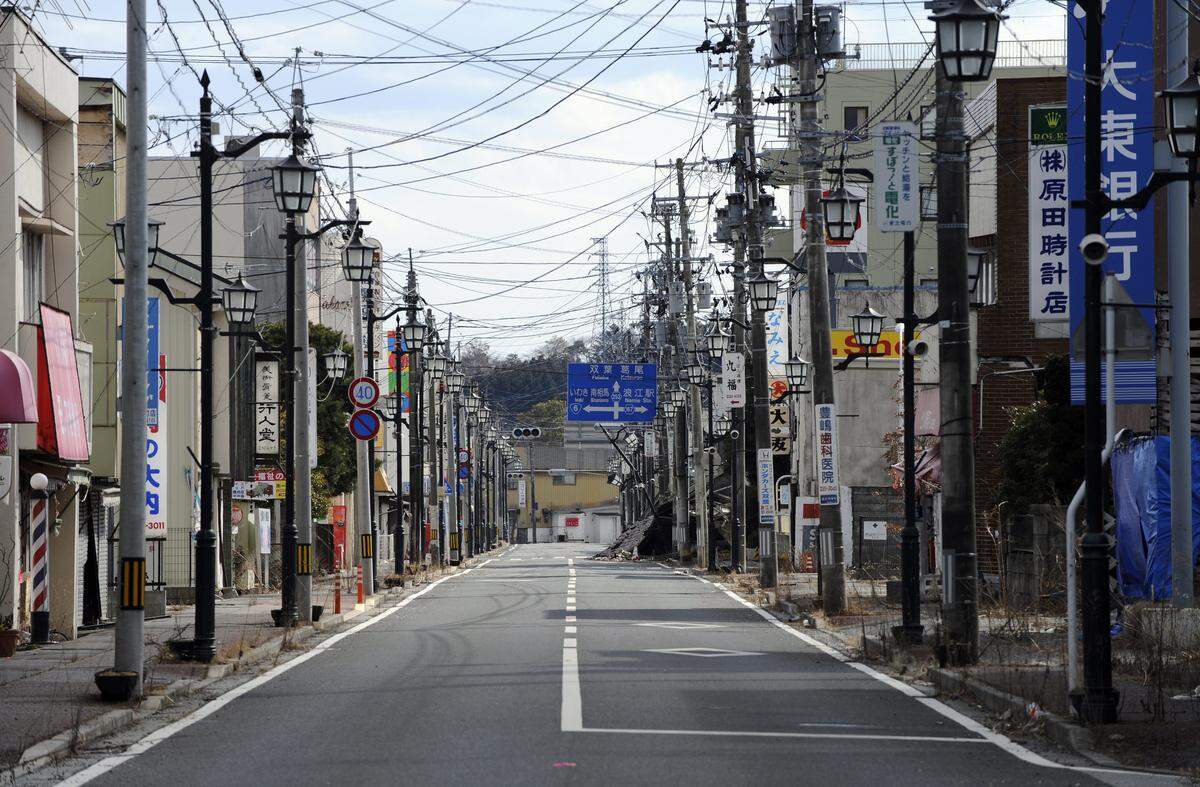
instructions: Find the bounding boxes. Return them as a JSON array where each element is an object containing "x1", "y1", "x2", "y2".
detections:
[
  {"x1": 566, "y1": 363, "x2": 657, "y2": 423},
  {"x1": 1067, "y1": 0, "x2": 1157, "y2": 403}
]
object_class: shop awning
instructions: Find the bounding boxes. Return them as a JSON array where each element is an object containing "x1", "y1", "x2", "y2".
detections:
[{"x1": 0, "y1": 349, "x2": 37, "y2": 423}]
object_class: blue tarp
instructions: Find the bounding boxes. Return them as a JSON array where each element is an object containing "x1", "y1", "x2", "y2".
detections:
[{"x1": 1110, "y1": 436, "x2": 1200, "y2": 600}]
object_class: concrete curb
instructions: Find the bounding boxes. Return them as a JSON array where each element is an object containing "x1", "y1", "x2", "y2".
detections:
[
  {"x1": 3, "y1": 564, "x2": 469, "y2": 779},
  {"x1": 922, "y1": 667, "x2": 1122, "y2": 765}
]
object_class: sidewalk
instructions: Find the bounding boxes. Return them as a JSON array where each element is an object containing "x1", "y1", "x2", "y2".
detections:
[{"x1": 0, "y1": 568, "x2": 425, "y2": 770}]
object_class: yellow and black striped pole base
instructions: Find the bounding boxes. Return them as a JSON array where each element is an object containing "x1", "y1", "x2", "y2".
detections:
[
  {"x1": 297, "y1": 543, "x2": 313, "y2": 576},
  {"x1": 360, "y1": 533, "x2": 374, "y2": 559},
  {"x1": 119, "y1": 557, "x2": 146, "y2": 610}
]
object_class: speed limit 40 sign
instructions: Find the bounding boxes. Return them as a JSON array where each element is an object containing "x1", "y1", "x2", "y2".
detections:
[{"x1": 348, "y1": 377, "x2": 380, "y2": 409}]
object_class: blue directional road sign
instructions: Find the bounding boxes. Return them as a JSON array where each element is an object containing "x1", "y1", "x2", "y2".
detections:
[{"x1": 566, "y1": 362, "x2": 657, "y2": 423}]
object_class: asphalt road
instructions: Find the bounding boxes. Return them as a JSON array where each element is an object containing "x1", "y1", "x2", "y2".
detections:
[{"x1": 38, "y1": 544, "x2": 1173, "y2": 786}]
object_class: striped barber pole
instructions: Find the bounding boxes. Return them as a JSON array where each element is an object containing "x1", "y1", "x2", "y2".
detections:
[{"x1": 30, "y1": 496, "x2": 48, "y2": 613}]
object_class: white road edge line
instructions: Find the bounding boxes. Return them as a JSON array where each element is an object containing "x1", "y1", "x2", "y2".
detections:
[
  {"x1": 576, "y1": 727, "x2": 987, "y2": 744},
  {"x1": 55, "y1": 568, "x2": 480, "y2": 787},
  {"x1": 668, "y1": 571, "x2": 1172, "y2": 779}
]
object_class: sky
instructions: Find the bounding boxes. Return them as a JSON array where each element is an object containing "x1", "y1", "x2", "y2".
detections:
[{"x1": 33, "y1": 0, "x2": 1065, "y2": 356}]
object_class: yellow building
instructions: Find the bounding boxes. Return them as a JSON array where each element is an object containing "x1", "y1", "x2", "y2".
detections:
[{"x1": 506, "y1": 445, "x2": 619, "y2": 544}]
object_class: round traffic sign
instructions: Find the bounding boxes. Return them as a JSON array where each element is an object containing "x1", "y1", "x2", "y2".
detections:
[
  {"x1": 348, "y1": 377, "x2": 380, "y2": 409},
  {"x1": 348, "y1": 409, "x2": 382, "y2": 441}
]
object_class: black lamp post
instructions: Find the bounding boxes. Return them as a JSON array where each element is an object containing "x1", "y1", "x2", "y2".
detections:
[{"x1": 849, "y1": 302, "x2": 886, "y2": 351}]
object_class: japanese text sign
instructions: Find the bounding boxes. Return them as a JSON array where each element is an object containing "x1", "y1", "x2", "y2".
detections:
[
  {"x1": 874, "y1": 120, "x2": 918, "y2": 232},
  {"x1": 1029, "y1": 106, "x2": 1069, "y2": 322},
  {"x1": 814, "y1": 403, "x2": 839, "y2": 506}
]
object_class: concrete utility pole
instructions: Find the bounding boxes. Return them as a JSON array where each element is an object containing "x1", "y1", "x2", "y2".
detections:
[
  {"x1": 796, "y1": 0, "x2": 844, "y2": 611},
  {"x1": 678, "y1": 159, "x2": 709, "y2": 570},
  {"x1": 294, "y1": 91, "x2": 314, "y2": 621},
  {"x1": 934, "y1": 60, "x2": 976, "y2": 663},
  {"x1": 1167, "y1": 0, "x2": 1194, "y2": 609},
  {"x1": 113, "y1": 0, "x2": 150, "y2": 693},
  {"x1": 348, "y1": 156, "x2": 374, "y2": 597},
  {"x1": 407, "y1": 253, "x2": 424, "y2": 571},
  {"x1": 732, "y1": 0, "x2": 779, "y2": 588}
]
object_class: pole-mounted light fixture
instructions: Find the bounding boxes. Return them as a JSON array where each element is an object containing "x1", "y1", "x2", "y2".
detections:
[
  {"x1": 1162, "y1": 60, "x2": 1200, "y2": 159},
  {"x1": 930, "y1": 0, "x2": 1005, "y2": 83},
  {"x1": 323, "y1": 348, "x2": 348, "y2": 379},
  {"x1": 270, "y1": 154, "x2": 320, "y2": 214},
  {"x1": 850, "y1": 301, "x2": 886, "y2": 350},
  {"x1": 706, "y1": 322, "x2": 731, "y2": 360},
  {"x1": 683, "y1": 363, "x2": 705, "y2": 386},
  {"x1": 341, "y1": 233, "x2": 374, "y2": 283},
  {"x1": 785, "y1": 356, "x2": 811, "y2": 392},
  {"x1": 111, "y1": 217, "x2": 163, "y2": 268},
  {"x1": 402, "y1": 315, "x2": 427, "y2": 354},
  {"x1": 382, "y1": 392, "x2": 398, "y2": 419},
  {"x1": 820, "y1": 183, "x2": 864, "y2": 242},
  {"x1": 749, "y1": 269, "x2": 780, "y2": 314},
  {"x1": 221, "y1": 272, "x2": 259, "y2": 326},
  {"x1": 967, "y1": 246, "x2": 987, "y2": 295}
]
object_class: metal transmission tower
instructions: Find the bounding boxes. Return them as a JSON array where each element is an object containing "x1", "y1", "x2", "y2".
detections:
[{"x1": 591, "y1": 237, "x2": 611, "y2": 337}]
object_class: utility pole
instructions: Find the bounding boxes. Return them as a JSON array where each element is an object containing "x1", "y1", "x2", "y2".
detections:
[
  {"x1": 933, "y1": 40, "x2": 976, "y2": 663},
  {"x1": 731, "y1": 0, "x2": 780, "y2": 588},
  {"x1": 348, "y1": 155, "x2": 375, "y2": 597},
  {"x1": 407, "y1": 251, "x2": 424, "y2": 573},
  {"x1": 1167, "y1": 0, "x2": 1194, "y2": 610},
  {"x1": 365, "y1": 256, "x2": 379, "y2": 584},
  {"x1": 677, "y1": 159, "x2": 709, "y2": 570},
  {"x1": 791, "y1": 0, "x2": 844, "y2": 610},
  {"x1": 293, "y1": 88, "x2": 315, "y2": 621}
]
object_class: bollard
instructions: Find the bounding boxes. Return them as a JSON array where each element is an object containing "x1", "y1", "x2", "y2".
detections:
[
  {"x1": 334, "y1": 570, "x2": 342, "y2": 615},
  {"x1": 357, "y1": 565, "x2": 364, "y2": 606}
]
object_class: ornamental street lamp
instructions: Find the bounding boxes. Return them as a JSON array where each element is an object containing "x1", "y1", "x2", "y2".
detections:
[
  {"x1": 221, "y1": 273, "x2": 259, "y2": 326},
  {"x1": 785, "y1": 356, "x2": 811, "y2": 393},
  {"x1": 270, "y1": 154, "x2": 320, "y2": 214},
  {"x1": 931, "y1": 0, "x2": 1005, "y2": 82},
  {"x1": 1164, "y1": 62, "x2": 1200, "y2": 159},
  {"x1": 966, "y1": 246, "x2": 986, "y2": 295},
  {"x1": 683, "y1": 362, "x2": 704, "y2": 386},
  {"x1": 382, "y1": 393, "x2": 398, "y2": 420},
  {"x1": 403, "y1": 316, "x2": 427, "y2": 353},
  {"x1": 323, "y1": 348, "x2": 348, "y2": 380},
  {"x1": 706, "y1": 322, "x2": 731, "y2": 360},
  {"x1": 341, "y1": 232, "x2": 374, "y2": 284},
  {"x1": 820, "y1": 184, "x2": 864, "y2": 243},
  {"x1": 850, "y1": 302, "x2": 886, "y2": 350},
  {"x1": 669, "y1": 388, "x2": 687, "y2": 407},
  {"x1": 111, "y1": 217, "x2": 163, "y2": 268},
  {"x1": 748, "y1": 269, "x2": 779, "y2": 314}
]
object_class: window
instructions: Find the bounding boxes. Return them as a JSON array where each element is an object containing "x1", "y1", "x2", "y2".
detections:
[
  {"x1": 920, "y1": 185, "x2": 938, "y2": 221},
  {"x1": 843, "y1": 278, "x2": 870, "y2": 289},
  {"x1": 22, "y1": 230, "x2": 43, "y2": 322},
  {"x1": 552, "y1": 473, "x2": 576, "y2": 486},
  {"x1": 843, "y1": 105, "x2": 868, "y2": 142},
  {"x1": 920, "y1": 104, "x2": 937, "y2": 139}
]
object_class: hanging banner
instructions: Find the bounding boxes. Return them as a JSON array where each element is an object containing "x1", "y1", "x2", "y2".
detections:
[
  {"x1": 769, "y1": 397, "x2": 790, "y2": 455},
  {"x1": 1028, "y1": 105, "x2": 1069, "y2": 322},
  {"x1": 766, "y1": 289, "x2": 788, "y2": 376},
  {"x1": 145, "y1": 347, "x2": 168, "y2": 538},
  {"x1": 255, "y1": 359, "x2": 280, "y2": 455},
  {"x1": 518, "y1": 478, "x2": 527, "y2": 508},
  {"x1": 1067, "y1": 0, "x2": 1156, "y2": 403},
  {"x1": 308, "y1": 350, "x2": 318, "y2": 468},
  {"x1": 814, "y1": 403, "x2": 839, "y2": 506},
  {"x1": 719, "y1": 351, "x2": 745, "y2": 409},
  {"x1": 756, "y1": 448, "x2": 775, "y2": 525},
  {"x1": 874, "y1": 120, "x2": 918, "y2": 232}
]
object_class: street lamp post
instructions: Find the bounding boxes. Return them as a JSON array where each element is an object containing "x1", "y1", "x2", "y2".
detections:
[
  {"x1": 928, "y1": 0, "x2": 1004, "y2": 665},
  {"x1": 748, "y1": 264, "x2": 780, "y2": 589}
]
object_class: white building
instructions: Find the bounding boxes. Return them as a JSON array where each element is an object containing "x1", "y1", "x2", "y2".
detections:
[{"x1": 0, "y1": 9, "x2": 86, "y2": 636}]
